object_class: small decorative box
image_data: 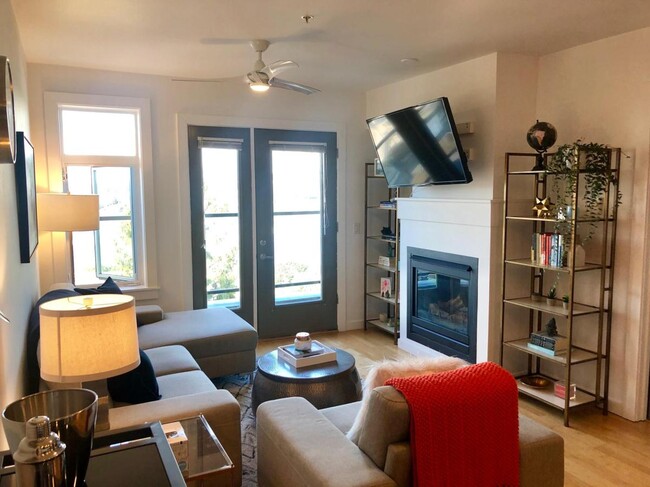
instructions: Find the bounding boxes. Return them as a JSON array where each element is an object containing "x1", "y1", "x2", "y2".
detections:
[
  {"x1": 378, "y1": 256, "x2": 394, "y2": 267},
  {"x1": 554, "y1": 381, "x2": 576, "y2": 400}
]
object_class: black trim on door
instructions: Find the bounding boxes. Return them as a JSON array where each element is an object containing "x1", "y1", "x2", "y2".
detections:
[
  {"x1": 188, "y1": 126, "x2": 254, "y2": 323},
  {"x1": 254, "y1": 128, "x2": 338, "y2": 338}
]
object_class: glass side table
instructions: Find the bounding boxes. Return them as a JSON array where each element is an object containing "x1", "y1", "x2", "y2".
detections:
[{"x1": 164, "y1": 414, "x2": 235, "y2": 487}]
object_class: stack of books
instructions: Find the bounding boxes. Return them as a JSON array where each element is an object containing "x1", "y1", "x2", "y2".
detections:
[
  {"x1": 527, "y1": 331, "x2": 568, "y2": 356},
  {"x1": 531, "y1": 232, "x2": 565, "y2": 268},
  {"x1": 277, "y1": 340, "x2": 337, "y2": 368}
]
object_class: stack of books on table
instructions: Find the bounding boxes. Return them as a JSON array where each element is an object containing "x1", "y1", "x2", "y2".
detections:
[
  {"x1": 277, "y1": 340, "x2": 337, "y2": 368},
  {"x1": 527, "y1": 331, "x2": 568, "y2": 356}
]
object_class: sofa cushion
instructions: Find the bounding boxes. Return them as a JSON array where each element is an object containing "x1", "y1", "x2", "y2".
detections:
[
  {"x1": 138, "y1": 308, "x2": 258, "y2": 360},
  {"x1": 156, "y1": 370, "x2": 218, "y2": 399},
  {"x1": 135, "y1": 305, "x2": 164, "y2": 325},
  {"x1": 74, "y1": 276, "x2": 122, "y2": 295},
  {"x1": 107, "y1": 349, "x2": 161, "y2": 404},
  {"x1": 321, "y1": 401, "x2": 361, "y2": 434},
  {"x1": 145, "y1": 345, "x2": 200, "y2": 377},
  {"x1": 357, "y1": 386, "x2": 410, "y2": 470}
]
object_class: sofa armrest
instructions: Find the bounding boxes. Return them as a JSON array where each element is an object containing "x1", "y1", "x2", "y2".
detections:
[
  {"x1": 136, "y1": 305, "x2": 164, "y2": 325},
  {"x1": 257, "y1": 397, "x2": 396, "y2": 487}
]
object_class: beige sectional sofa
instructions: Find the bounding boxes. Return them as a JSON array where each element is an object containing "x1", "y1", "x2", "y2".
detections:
[
  {"x1": 257, "y1": 386, "x2": 564, "y2": 487},
  {"x1": 28, "y1": 286, "x2": 258, "y2": 487},
  {"x1": 136, "y1": 305, "x2": 258, "y2": 379}
]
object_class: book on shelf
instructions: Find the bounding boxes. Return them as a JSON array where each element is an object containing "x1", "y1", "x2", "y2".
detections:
[
  {"x1": 531, "y1": 232, "x2": 565, "y2": 268},
  {"x1": 529, "y1": 331, "x2": 568, "y2": 352},
  {"x1": 527, "y1": 342, "x2": 566, "y2": 357},
  {"x1": 277, "y1": 340, "x2": 337, "y2": 368}
]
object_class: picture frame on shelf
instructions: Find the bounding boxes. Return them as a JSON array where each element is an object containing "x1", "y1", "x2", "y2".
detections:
[
  {"x1": 14, "y1": 132, "x2": 38, "y2": 263},
  {"x1": 373, "y1": 157, "x2": 384, "y2": 177},
  {"x1": 380, "y1": 277, "x2": 392, "y2": 298}
]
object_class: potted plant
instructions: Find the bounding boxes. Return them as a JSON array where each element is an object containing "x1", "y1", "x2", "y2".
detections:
[
  {"x1": 546, "y1": 286, "x2": 557, "y2": 306},
  {"x1": 562, "y1": 294, "x2": 570, "y2": 310},
  {"x1": 547, "y1": 140, "x2": 622, "y2": 244}
]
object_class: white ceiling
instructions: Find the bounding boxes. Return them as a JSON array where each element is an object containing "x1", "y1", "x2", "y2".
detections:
[{"x1": 10, "y1": 0, "x2": 650, "y2": 92}]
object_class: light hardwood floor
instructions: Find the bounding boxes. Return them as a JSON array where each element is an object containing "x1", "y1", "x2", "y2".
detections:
[{"x1": 257, "y1": 328, "x2": 650, "y2": 487}]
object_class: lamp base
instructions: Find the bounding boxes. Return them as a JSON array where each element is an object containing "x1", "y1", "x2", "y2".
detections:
[{"x1": 96, "y1": 395, "x2": 112, "y2": 432}]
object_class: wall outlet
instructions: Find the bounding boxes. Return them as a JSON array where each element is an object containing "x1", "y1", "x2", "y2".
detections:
[
  {"x1": 353, "y1": 222, "x2": 361, "y2": 234},
  {"x1": 463, "y1": 148, "x2": 474, "y2": 161}
]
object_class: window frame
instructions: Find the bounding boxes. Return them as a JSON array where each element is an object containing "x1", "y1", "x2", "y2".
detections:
[{"x1": 44, "y1": 92, "x2": 157, "y2": 290}]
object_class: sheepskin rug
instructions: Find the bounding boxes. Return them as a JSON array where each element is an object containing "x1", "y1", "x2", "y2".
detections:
[{"x1": 346, "y1": 356, "x2": 468, "y2": 443}]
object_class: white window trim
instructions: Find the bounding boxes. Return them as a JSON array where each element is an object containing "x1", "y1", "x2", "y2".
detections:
[{"x1": 44, "y1": 92, "x2": 158, "y2": 291}]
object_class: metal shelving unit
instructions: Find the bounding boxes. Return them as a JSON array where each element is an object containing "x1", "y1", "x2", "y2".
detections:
[
  {"x1": 363, "y1": 162, "x2": 401, "y2": 344},
  {"x1": 499, "y1": 149, "x2": 620, "y2": 426}
]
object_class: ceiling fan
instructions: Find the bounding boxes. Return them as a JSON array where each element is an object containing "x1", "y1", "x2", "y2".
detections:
[{"x1": 175, "y1": 39, "x2": 320, "y2": 95}]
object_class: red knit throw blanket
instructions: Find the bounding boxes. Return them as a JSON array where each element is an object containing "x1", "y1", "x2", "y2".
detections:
[{"x1": 386, "y1": 361, "x2": 519, "y2": 487}]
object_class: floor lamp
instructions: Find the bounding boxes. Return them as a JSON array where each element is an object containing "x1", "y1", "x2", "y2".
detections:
[{"x1": 37, "y1": 193, "x2": 99, "y2": 283}]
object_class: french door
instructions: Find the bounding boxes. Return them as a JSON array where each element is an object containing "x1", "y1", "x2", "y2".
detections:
[{"x1": 189, "y1": 126, "x2": 337, "y2": 338}]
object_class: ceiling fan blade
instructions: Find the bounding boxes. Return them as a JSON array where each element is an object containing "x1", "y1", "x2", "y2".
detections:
[
  {"x1": 172, "y1": 75, "x2": 243, "y2": 83},
  {"x1": 261, "y1": 60, "x2": 298, "y2": 80},
  {"x1": 269, "y1": 78, "x2": 320, "y2": 95}
]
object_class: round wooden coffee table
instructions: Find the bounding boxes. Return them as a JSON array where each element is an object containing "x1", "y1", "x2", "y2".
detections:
[{"x1": 252, "y1": 348, "x2": 362, "y2": 412}]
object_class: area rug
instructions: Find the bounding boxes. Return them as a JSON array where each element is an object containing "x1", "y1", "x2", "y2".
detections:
[{"x1": 213, "y1": 375, "x2": 257, "y2": 486}]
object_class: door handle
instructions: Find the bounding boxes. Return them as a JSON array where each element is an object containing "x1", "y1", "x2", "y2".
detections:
[{"x1": 259, "y1": 253, "x2": 274, "y2": 261}]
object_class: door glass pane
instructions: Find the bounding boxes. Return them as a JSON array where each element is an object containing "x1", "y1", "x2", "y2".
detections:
[
  {"x1": 61, "y1": 109, "x2": 137, "y2": 156},
  {"x1": 202, "y1": 146, "x2": 241, "y2": 308},
  {"x1": 273, "y1": 151, "x2": 322, "y2": 212},
  {"x1": 271, "y1": 149, "x2": 323, "y2": 304}
]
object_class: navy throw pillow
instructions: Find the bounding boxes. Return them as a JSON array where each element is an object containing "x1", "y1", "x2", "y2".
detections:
[
  {"x1": 75, "y1": 276, "x2": 122, "y2": 295},
  {"x1": 107, "y1": 349, "x2": 161, "y2": 404}
]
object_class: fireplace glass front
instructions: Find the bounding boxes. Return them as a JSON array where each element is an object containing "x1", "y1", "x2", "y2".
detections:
[{"x1": 408, "y1": 248, "x2": 477, "y2": 362}]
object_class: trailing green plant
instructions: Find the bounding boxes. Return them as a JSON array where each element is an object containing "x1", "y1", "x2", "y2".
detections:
[
  {"x1": 546, "y1": 140, "x2": 622, "y2": 243},
  {"x1": 548, "y1": 285, "x2": 556, "y2": 299}
]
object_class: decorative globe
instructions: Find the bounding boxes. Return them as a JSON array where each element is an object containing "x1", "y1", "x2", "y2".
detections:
[{"x1": 526, "y1": 121, "x2": 557, "y2": 153}]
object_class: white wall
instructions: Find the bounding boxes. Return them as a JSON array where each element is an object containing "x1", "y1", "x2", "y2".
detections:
[
  {"x1": 537, "y1": 27, "x2": 650, "y2": 420},
  {"x1": 0, "y1": 0, "x2": 38, "y2": 449},
  {"x1": 27, "y1": 63, "x2": 375, "y2": 331}
]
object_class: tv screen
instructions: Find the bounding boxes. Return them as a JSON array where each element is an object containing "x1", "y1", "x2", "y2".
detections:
[{"x1": 367, "y1": 97, "x2": 472, "y2": 188}]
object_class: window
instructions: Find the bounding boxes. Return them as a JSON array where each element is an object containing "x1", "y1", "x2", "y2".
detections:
[{"x1": 45, "y1": 93, "x2": 155, "y2": 288}]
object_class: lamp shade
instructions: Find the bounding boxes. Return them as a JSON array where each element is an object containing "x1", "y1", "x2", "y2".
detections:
[
  {"x1": 37, "y1": 193, "x2": 99, "y2": 231},
  {"x1": 39, "y1": 294, "x2": 140, "y2": 383}
]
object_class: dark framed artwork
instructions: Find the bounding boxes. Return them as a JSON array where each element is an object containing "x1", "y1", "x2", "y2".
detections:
[{"x1": 14, "y1": 132, "x2": 38, "y2": 263}]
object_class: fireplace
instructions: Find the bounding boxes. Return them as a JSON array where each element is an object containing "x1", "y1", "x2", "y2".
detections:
[{"x1": 407, "y1": 247, "x2": 478, "y2": 363}]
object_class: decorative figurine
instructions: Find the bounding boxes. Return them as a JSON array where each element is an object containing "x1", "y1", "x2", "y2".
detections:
[
  {"x1": 545, "y1": 318, "x2": 558, "y2": 337},
  {"x1": 532, "y1": 196, "x2": 554, "y2": 218}
]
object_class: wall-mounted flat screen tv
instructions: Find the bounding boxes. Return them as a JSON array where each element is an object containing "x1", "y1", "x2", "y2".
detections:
[{"x1": 367, "y1": 97, "x2": 472, "y2": 188}]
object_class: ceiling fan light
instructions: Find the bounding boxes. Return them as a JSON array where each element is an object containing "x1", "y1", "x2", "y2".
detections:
[{"x1": 250, "y1": 81, "x2": 270, "y2": 92}]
